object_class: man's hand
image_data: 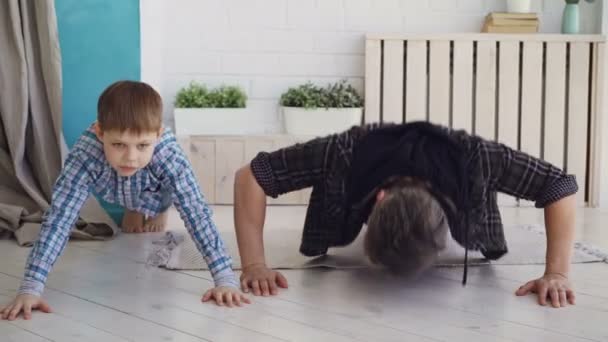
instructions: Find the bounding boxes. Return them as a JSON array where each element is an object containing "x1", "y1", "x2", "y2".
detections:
[
  {"x1": 240, "y1": 263, "x2": 288, "y2": 296},
  {"x1": 516, "y1": 273, "x2": 575, "y2": 308},
  {"x1": 1, "y1": 294, "x2": 52, "y2": 320},
  {"x1": 202, "y1": 286, "x2": 251, "y2": 307}
]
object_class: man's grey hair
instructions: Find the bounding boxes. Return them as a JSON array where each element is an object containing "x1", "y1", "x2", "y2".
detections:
[{"x1": 364, "y1": 180, "x2": 449, "y2": 274}]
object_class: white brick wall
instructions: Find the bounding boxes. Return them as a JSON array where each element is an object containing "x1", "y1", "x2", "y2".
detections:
[{"x1": 141, "y1": 0, "x2": 603, "y2": 134}]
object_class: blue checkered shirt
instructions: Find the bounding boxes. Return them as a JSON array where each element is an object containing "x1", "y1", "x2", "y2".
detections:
[{"x1": 19, "y1": 126, "x2": 237, "y2": 296}]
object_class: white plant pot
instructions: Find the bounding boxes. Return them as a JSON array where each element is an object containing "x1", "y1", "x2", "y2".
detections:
[
  {"x1": 174, "y1": 108, "x2": 253, "y2": 136},
  {"x1": 282, "y1": 107, "x2": 363, "y2": 136},
  {"x1": 506, "y1": 0, "x2": 531, "y2": 13}
]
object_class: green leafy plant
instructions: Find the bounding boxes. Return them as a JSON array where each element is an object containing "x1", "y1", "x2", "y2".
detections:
[
  {"x1": 279, "y1": 80, "x2": 363, "y2": 109},
  {"x1": 175, "y1": 82, "x2": 247, "y2": 108}
]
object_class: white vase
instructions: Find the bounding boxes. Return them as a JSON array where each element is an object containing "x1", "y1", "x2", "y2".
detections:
[
  {"x1": 506, "y1": 0, "x2": 532, "y2": 13},
  {"x1": 282, "y1": 107, "x2": 363, "y2": 136}
]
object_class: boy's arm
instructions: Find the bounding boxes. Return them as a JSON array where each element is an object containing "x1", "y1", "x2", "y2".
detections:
[
  {"x1": 19, "y1": 152, "x2": 93, "y2": 296},
  {"x1": 163, "y1": 147, "x2": 238, "y2": 288}
]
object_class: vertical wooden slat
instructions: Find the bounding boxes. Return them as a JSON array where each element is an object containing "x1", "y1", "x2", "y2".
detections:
[
  {"x1": 244, "y1": 138, "x2": 273, "y2": 162},
  {"x1": 544, "y1": 42, "x2": 567, "y2": 169},
  {"x1": 188, "y1": 138, "x2": 217, "y2": 204},
  {"x1": 519, "y1": 42, "x2": 544, "y2": 207},
  {"x1": 588, "y1": 42, "x2": 605, "y2": 207},
  {"x1": 429, "y1": 40, "x2": 450, "y2": 126},
  {"x1": 452, "y1": 41, "x2": 474, "y2": 132},
  {"x1": 568, "y1": 42, "x2": 591, "y2": 205},
  {"x1": 497, "y1": 41, "x2": 520, "y2": 149},
  {"x1": 363, "y1": 35, "x2": 600, "y2": 208},
  {"x1": 475, "y1": 41, "x2": 497, "y2": 140},
  {"x1": 365, "y1": 39, "x2": 382, "y2": 123},
  {"x1": 520, "y1": 42, "x2": 543, "y2": 158},
  {"x1": 382, "y1": 40, "x2": 405, "y2": 123},
  {"x1": 405, "y1": 40, "x2": 427, "y2": 122},
  {"x1": 215, "y1": 139, "x2": 244, "y2": 204},
  {"x1": 497, "y1": 41, "x2": 520, "y2": 207}
]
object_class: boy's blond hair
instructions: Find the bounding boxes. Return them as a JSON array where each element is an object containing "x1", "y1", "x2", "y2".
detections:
[{"x1": 97, "y1": 80, "x2": 162, "y2": 134}]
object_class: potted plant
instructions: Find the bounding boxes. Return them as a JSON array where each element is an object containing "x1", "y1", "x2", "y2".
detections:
[
  {"x1": 280, "y1": 80, "x2": 363, "y2": 136},
  {"x1": 173, "y1": 82, "x2": 248, "y2": 136}
]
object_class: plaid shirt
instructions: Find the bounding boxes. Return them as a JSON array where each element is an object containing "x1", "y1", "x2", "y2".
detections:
[
  {"x1": 250, "y1": 123, "x2": 578, "y2": 258},
  {"x1": 19, "y1": 126, "x2": 237, "y2": 296}
]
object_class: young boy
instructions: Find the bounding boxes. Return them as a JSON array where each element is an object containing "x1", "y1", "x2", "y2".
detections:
[{"x1": 1, "y1": 81, "x2": 248, "y2": 321}]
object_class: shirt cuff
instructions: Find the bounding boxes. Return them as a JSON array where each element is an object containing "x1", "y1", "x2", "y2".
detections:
[
  {"x1": 535, "y1": 175, "x2": 579, "y2": 208},
  {"x1": 250, "y1": 152, "x2": 280, "y2": 198},
  {"x1": 212, "y1": 267, "x2": 239, "y2": 288},
  {"x1": 18, "y1": 279, "x2": 45, "y2": 297}
]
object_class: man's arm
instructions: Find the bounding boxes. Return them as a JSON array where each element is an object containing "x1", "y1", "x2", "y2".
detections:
[
  {"x1": 488, "y1": 143, "x2": 578, "y2": 278},
  {"x1": 515, "y1": 194, "x2": 577, "y2": 307},
  {"x1": 544, "y1": 194, "x2": 576, "y2": 279},
  {"x1": 233, "y1": 133, "x2": 339, "y2": 295},
  {"x1": 480, "y1": 138, "x2": 578, "y2": 307},
  {"x1": 234, "y1": 164, "x2": 268, "y2": 271}
]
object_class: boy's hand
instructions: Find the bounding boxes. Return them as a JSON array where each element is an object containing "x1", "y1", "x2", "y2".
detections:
[
  {"x1": 1, "y1": 294, "x2": 52, "y2": 320},
  {"x1": 240, "y1": 263, "x2": 288, "y2": 296},
  {"x1": 202, "y1": 286, "x2": 251, "y2": 307},
  {"x1": 515, "y1": 273, "x2": 575, "y2": 308}
]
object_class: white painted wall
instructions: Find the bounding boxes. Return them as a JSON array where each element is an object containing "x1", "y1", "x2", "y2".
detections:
[
  {"x1": 141, "y1": 0, "x2": 607, "y2": 206},
  {"x1": 142, "y1": 0, "x2": 601, "y2": 131},
  {"x1": 140, "y1": 0, "x2": 163, "y2": 94}
]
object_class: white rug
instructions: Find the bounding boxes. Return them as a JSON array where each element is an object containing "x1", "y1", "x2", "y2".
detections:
[{"x1": 148, "y1": 224, "x2": 607, "y2": 270}]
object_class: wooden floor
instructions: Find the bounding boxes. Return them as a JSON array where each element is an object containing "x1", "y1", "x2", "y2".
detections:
[{"x1": 1, "y1": 206, "x2": 607, "y2": 342}]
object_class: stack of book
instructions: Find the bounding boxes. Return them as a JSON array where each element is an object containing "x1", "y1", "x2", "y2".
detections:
[{"x1": 482, "y1": 12, "x2": 539, "y2": 33}]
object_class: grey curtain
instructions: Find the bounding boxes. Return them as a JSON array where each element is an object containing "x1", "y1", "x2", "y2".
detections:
[{"x1": 0, "y1": 0, "x2": 117, "y2": 246}]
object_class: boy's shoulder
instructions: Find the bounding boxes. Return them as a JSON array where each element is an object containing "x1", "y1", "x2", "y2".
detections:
[
  {"x1": 71, "y1": 125, "x2": 105, "y2": 160},
  {"x1": 152, "y1": 127, "x2": 180, "y2": 155},
  {"x1": 149, "y1": 128, "x2": 184, "y2": 166}
]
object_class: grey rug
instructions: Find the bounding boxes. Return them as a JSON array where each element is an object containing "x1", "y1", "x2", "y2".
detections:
[{"x1": 148, "y1": 224, "x2": 607, "y2": 270}]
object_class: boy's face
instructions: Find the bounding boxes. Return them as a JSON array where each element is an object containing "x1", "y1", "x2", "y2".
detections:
[{"x1": 95, "y1": 124, "x2": 161, "y2": 177}]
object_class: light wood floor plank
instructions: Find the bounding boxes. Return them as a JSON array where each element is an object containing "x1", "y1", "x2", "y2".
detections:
[
  {"x1": 0, "y1": 321, "x2": 52, "y2": 342},
  {"x1": 0, "y1": 293, "x2": 130, "y2": 342},
  {"x1": 0, "y1": 206, "x2": 606, "y2": 342}
]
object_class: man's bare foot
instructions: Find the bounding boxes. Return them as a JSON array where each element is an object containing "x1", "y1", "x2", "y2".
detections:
[
  {"x1": 122, "y1": 210, "x2": 145, "y2": 233},
  {"x1": 143, "y1": 211, "x2": 168, "y2": 232}
]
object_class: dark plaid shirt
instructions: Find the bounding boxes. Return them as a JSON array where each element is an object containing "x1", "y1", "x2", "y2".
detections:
[{"x1": 250, "y1": 123, "x2": 578, "y2": 258}]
